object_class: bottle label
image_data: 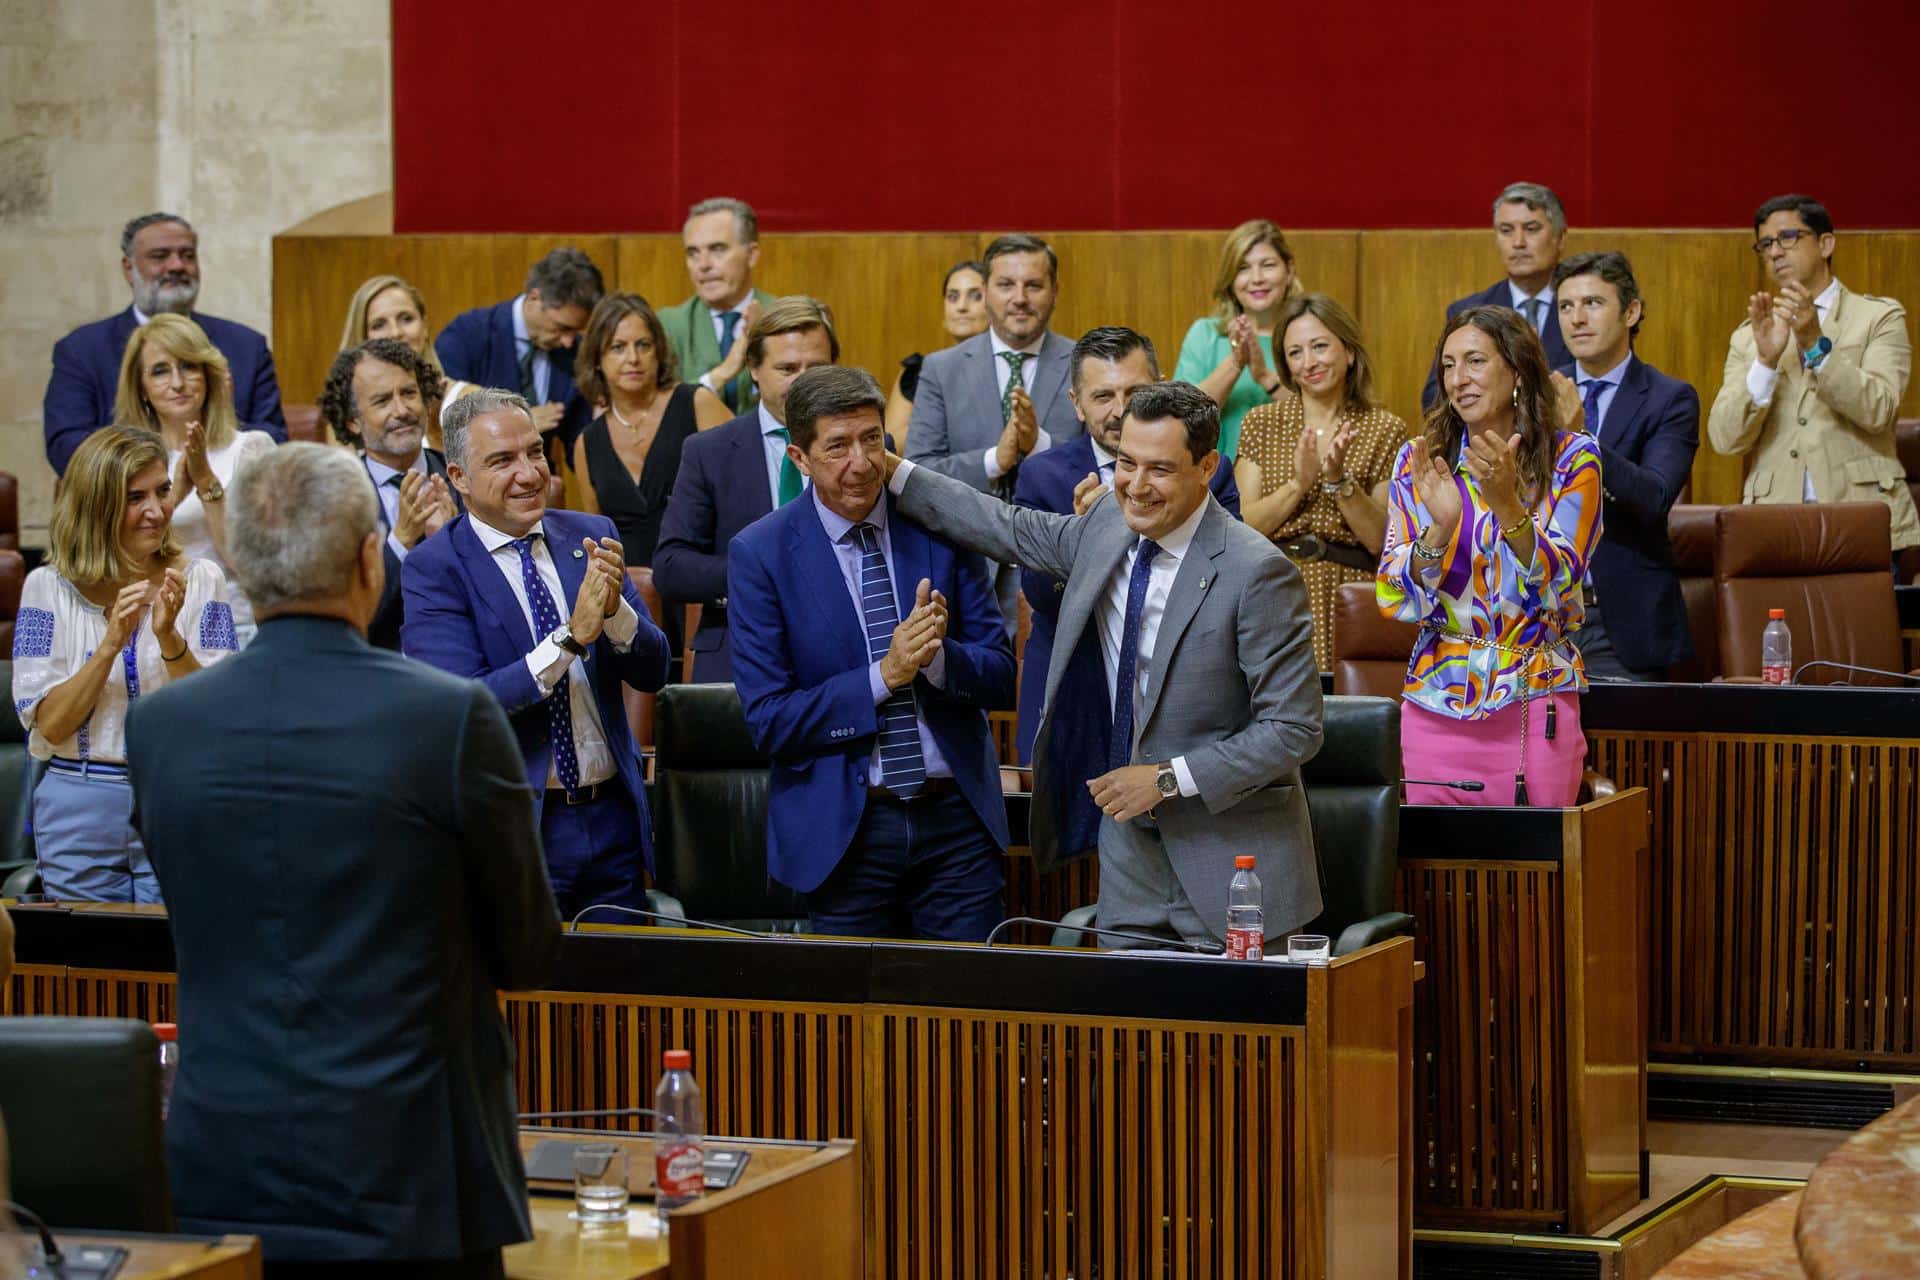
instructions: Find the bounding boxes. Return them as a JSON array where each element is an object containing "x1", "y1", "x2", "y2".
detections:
[
  {"x1": 1762, "y1": 663, "x2": 1791, "y2": 685},
  {"x1": 656, "y1": 1140, "x2": 705, "y2": 1200},
  {"x1": 1225, "y1": 927, "x2": 1264, "y2": 961}
]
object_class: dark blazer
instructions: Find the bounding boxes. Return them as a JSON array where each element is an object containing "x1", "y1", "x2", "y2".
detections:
[
  {"x1": 1557, "y1": 354, "x2": 1701, "y2": 672},
  {"x1": 727, "y1": 488, "x2": 1016, "y2": 894},
  {"x1": 1010, "y1": 435, "x2": 1242, "y2": 767},
  {"x1": 652, "y1": 410, "x2": 773, "y2": 682},
  {"x1": 43, "y1": 306, "x2": 286, "y2": 474},
  {"x1": 364, "y1": 448, "x2": 463, "y2": 651},
  {"x1": 125, "y1": 615, "x2": 560, "y2": 1263},
  {"x1": 401, "y1": 508, "x2": 672, "y2": 853},
  {"x1": 435, "y1": 299, "x2": 593, "y2": 445},
  {"x1": 1421, "y1": 280, "x2": 1572, "y2": 412}
]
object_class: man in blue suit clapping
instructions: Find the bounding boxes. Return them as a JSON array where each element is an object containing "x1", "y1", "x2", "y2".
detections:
[
  {"x1": 403, "y1": 389, "x2": 672, "y2": 917},
  {"x1": 728, "y1": 366, "x2": 1015, "y2": 941}
]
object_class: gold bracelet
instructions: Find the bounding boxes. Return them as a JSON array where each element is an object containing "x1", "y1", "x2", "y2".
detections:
[{"x1": 1501, "y1": 518, "x2": 1534, "y2": 543}]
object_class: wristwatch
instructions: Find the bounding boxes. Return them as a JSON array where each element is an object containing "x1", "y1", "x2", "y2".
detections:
[
  {"x1": 1319, "y1": 476, "x2": 1357, "y2": 499},
  {"x1": 550, "y1": 624, "x2": 588, "y2": 658},
  {"x1": 1154, "y1": 763, "x2": 1179, "y2": 799},
  {"x1": 198, "y1": 479, "x2": 225, "y2": 504}
]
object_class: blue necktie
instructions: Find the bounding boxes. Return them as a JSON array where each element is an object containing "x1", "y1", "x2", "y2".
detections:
[
  {"x1": 512, "y1": 535, "x2": 581, "y2": 792},
  {"x1": 716, "y1": 310, "x2": 742, "y2": 409},
  {"x1": 1524, "y1": 298, "x2": 1546, "y2": 333},
  {"x1": 1109, "y1": 539, "x2": 1162, "y2": 772},
  {"x1": 1581, "y1": 379, "x2": 1606, "y2": 441},
  {"x1": 851, "y1": 523, "x2": 926, "y2": 798}
]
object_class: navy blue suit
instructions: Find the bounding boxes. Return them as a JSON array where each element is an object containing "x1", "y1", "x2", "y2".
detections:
[
  {"x1": 652, "y1": 411, "x2": 774, "y2": 683},
  {"x1": 364, "y1": 448, "x2": 463, "y2": 651},
  {"x1": 727, "y1": 488, "x2": 1014, "y2": 933},
  {"x1": 1421, "y1": 280, "x2": 1572, "y2": 412},
  {"x1": 43, "y1": 306, "x2": 285, "y2": 474},
  {"x1": 1559, "y1": 355, "x2": 1700, "y2": 673},
  {"x1": 401, "y1": 508, "x2": 672, "y2": 909},
  {"x1": 1010, "y1": 436, "x2": 1241, "y2": 765},
  {"x1": 436, "y1": 300, "x2": 593, "y2": 445}
]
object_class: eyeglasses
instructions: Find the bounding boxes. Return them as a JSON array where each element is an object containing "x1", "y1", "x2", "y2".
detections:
[{"x1": 1753, "y1": 228, "x2": 1813, "y2": 255}]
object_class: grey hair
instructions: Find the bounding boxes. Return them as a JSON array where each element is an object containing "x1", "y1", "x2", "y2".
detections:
[
  {"x1": 441, "y1": 387, "x2": 534, "y2": 470},
  {"x1": 121, "y1": 212, "x2": 194, "y2": 256},
  {"x1": 686, "y1": 196, "x2": 759, "y2": 244},
  {"x1": 226, "y1": 444, "x2": 378, "y2": 613},
  {"x1": 783, "y1": 366, "x2": 886, "y2": 451},
  {"x1": 1492, "y1": 182, "x2": 1566, "y2": 236}
]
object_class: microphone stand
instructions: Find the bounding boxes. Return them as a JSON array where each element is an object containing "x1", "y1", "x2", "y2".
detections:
[
  {"x1": 985, "y1": 915, "x2": 1226, "y2": 955},
  {"x1": 569, "y1": 904, "x2": 780, "y2": 938}
]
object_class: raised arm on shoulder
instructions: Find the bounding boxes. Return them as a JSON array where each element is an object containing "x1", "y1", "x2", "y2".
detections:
[{"x1": 885, "y1": 453, "x2": 1082, "y2": 581}]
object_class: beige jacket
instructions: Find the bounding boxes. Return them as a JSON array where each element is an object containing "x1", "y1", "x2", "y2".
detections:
[{"x1": 1707, "y1": 281, "x2": 1917, "y2": 549}]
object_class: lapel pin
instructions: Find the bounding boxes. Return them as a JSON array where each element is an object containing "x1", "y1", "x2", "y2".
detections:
[
  {"x1": 572, "y1": 549, "x2": 584, "y2": 559},
  {"x1": 1199, "y1": 578, "x2": 1208, "y2": 588}
]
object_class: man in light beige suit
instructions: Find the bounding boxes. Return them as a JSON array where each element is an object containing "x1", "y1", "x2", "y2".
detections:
[{"x1": 1708, "y1": 193, "x2": 1917, "y2": 550}]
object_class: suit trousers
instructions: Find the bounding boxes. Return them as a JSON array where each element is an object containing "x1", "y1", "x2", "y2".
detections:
[
  {"x1": 805, "y1": 787, "x2": 1004, "y2": 941},
  {"x1": 540, "y1": 779, "x2": 646, "y2": 922},
  {"x1": 1095, "y1": 817, "x2": 1215, "y2": 947}
]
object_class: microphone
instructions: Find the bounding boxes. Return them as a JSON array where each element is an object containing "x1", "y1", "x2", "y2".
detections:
[
  {"x1": 1401, "y1": 778, "x2": 1487, "y2": 792},
  {"x1": 1789, "y1": 660, "x2": 1920, "y2": 686},
  {"x1": 569, "y1": 904, "x2": 780, "y2": 938},
  {"x1": 520, "y1": 1106, "x2": 679, "y2": 1135},
  {"x1": 985, "y1": 915, "x2": 1226, "y2": 955},
  {"x1": 8, "y1": 1199, "x2": 61, "y2": 1269}
]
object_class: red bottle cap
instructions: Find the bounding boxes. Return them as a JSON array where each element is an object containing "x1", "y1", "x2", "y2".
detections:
[
  {"x1": 1234, "y1": 855, "x2": 1255, "y2": 869},
  {"x1": 1768, "y1": 608, "x2": 1786, "y2": 620},
  {"x1": 153, "y1": 1022, "x2": 177, "y2": 1042},
  {"x1": 663, "y1": 1049, "x2": 691, "y2": 1070}
]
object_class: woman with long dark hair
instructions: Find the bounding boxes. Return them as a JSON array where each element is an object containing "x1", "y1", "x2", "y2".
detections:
[{"x1": 1377, "y1": 305, "x2": 1603, "y2": 805}]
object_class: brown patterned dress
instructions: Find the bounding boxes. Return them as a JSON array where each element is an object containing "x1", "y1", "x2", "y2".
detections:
[{"x1": 1237, "y1": 398, "x2": 1411, "y2": 671}]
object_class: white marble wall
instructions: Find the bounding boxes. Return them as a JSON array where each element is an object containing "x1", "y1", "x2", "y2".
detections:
[{"x1": 0, "y1": 0, "x2": 391, "y2": 541}]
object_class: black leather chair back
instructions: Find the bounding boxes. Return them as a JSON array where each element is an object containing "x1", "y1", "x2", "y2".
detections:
[
  {"x1": 653, "y1": 684, "x2": 808, "y2": 931},
  {"x1": 1302, "y1": 695, "x2": 1410, "y2": 955},
  {"x1": 0, "y1": 659, "x2": 35, "y2": 872},
  {"x1": 0, "y1": 1017, "x2": 173, "y2": 1231}
]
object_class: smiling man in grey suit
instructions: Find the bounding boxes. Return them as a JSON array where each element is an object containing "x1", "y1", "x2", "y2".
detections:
[{"x1": 887, "y1": 381, "x2": 1323, "y2": 948}]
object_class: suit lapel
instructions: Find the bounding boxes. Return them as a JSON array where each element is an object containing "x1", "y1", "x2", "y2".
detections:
[
  {"x1": 457, "y1": 516, "x2": 537, "y2": 650},
  {"x1": 687, "y1": 299, "x2": 720, "y2": 370},
  {"x1": 1027, "y1": 334, "x2": 1070, "y2": 425},
  {"x1": 731, "y1": 418, "x2": 775, "y2": 519},
  {"x1": 886, "y1": 494, "x2": 930, "y2": 621},
  {"x1": 489, "y1": 301, "x2": 519, "y2": 388},
  {"x1": 362, "y1": 458, "x2": 391, "y2": 531},
  {"x1": 1602, "y1": 357, "x2": 1649, "y2": 449},
  {"x1": 964, "y1": 337, "x2": 1000, "y2": 439},
  {"x1": 789, "y1": 503, "x2": 868, "y2": 670},
  {"x1": 1139, "y1": 502, "x2": 1226, "y2": 729}
]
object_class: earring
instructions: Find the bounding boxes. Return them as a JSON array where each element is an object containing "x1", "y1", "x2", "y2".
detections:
[{"x1": 1511, "y1": 386, "x2": 1520, "y2": 408}]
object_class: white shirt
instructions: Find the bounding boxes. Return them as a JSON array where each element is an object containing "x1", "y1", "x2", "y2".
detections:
[
  {"x1": 467, "y1": 514, "x2": 642, "y2": 789},
  {"x1": 1508, "y1": 281, "x2": 1555, "y2": 332},
  {"x1": 982, "y1": 329, "x2": 1054, "y2": 480},
  {"x1": 757, "y1": 402, "x2": 791, "y2": 508},
  {"x1": 363, "y1": 450, "x2": 428, "y2": 564},
  {"x1": 1088, "y1": 437, "x2": 1118, "y2": 487},
  {"x1": 509, "y1": 294, "x2": 551, "y2": 405},
  {"x1": 12, "y1": 560, "x2": 237, "y2": 763},
  {"x1": 167, "y1": 429, "x2": 277, "y2": 641},
  {"x1": 1745, "y1": 277, "x2": 1841, "y2": 501},
  {"x1": 888, "y1": 458, "x2": 1197, "y2": 796}
]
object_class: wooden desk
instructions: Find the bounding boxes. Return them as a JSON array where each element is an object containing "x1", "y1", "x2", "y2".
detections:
[
  {"x1": 507, "y1": 1132, "x2": 858, "y2": 1280},
  {"x1": 1398, "y1": 790, "x2": 1650, "y2": 1235},
  {"x1": 4, "y1": 1230, "x2": 260, "y2": 1278}
]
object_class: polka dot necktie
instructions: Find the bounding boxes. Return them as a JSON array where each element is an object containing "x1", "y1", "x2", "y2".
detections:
[
  {"x1": 1108, "y1": 538, "x2": 1162, "y2": 772},
  {"x1": 1581, "y1": 379, "x2": 1606, "y2": 442},
  {"x1": 512, "y1": 535, "x2": 580, "y2": 791},
  {"x1": 998, "y1": 350, "x2": 1029, "y2": 423},
  {"x1": 852, "y1": 522, "x2": 925, "y2": 798}
]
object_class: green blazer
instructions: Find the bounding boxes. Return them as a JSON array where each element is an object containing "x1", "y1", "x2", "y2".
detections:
[{"x1": 660, "y1": 287, "x2": 779, "y2": 413}]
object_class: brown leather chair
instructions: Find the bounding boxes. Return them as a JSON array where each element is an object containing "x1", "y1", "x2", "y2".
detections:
[
  {"x1": 1714, "y1": 501, "x2": 1903, "y2": 685},
  {"x1": 1895, "y1": 419, "x2": 1920, "y2": 584},
  {"x1": 1330, "y1": 581, "x2": 1416, "y2": 698},
  {"x1": 0, "y1": 472, "x2": 19, "y2": 551},
  {"x1": 623, "y1": 566, "x2": 666, "y2": 754},
  {"x1": 283, "y1": 403, "x2": 327, "y2": 443},
  {"x1": 1665, "y1": 504, "x2": 1721, "y2": 682}
]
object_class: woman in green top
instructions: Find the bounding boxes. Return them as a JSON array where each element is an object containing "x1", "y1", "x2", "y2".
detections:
[{"x1": 1173, "y1": 219, "x2": 1302, "y2": 458}]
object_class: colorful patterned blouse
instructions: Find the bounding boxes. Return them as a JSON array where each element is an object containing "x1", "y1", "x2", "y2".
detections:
[{"x1": 1376, "y1": 431, "x2": 1603, "y2": 720}]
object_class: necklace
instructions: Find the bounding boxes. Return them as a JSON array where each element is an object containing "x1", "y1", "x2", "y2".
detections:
[{"x1": 608, "y1": 395, "x2": 657, "y2": 432}]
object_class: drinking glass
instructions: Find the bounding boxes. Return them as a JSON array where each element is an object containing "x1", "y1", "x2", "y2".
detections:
[
  {"x1": 573, "y1": 1142, "x2": 630, "y2": 1222},
  {"x1": 1287, "y1": 934, "x2": 1332, "y2": 965}
]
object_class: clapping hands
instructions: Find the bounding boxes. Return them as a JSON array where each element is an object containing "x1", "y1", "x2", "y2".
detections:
[{"x1": 879, "y1": 578, "x2": 947, "y2": 691}]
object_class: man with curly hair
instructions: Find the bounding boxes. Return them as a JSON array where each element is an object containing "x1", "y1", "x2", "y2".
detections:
[{"x1": 321, "y1": 339, "x2": 463, "y2": 649}]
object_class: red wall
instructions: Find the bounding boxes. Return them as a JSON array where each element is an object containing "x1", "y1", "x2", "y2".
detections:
[{"x1": 392, "y1": 0, "x2": 1920, "y2": 233}]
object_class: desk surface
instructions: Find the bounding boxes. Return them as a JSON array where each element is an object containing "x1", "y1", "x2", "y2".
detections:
[{"x1": 4, "y1": 1230, "x2": 261, "y2": 1280}]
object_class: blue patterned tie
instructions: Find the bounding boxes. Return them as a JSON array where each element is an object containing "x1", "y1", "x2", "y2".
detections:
[
  {"x1": 851, "y1": 523, "x2": 926, "y2": 798},
  {"x1": 512, "y1": 535, "x2": 581, "y2": 792},
  {"x1": 1109, "y1": 539, "x2": 1162, "y2": 772},
  {"x1": 1581, "y1": 378, "x2": 1606, "y2": 441}
]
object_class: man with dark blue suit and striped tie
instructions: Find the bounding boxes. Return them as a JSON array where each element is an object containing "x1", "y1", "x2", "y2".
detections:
[{"x1": 728, "y1": 366, "x2": 1016, "y2": 940}]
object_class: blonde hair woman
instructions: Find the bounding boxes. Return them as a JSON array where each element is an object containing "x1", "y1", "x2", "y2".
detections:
[
  {"x1": 12, "y1": 426, "x2": 237, "y2": 901},
  {"x1": 1172, "y1": 219, "x2": 1304, "y2": 458},
  {"x1": 339, "y1": 274, "x2": 464, "y2": 448},
  {"x1": 113, "y1": 313, "x2": 276, "y2": 644}
]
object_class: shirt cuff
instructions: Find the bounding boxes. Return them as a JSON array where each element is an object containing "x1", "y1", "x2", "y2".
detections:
[
  {"x1": 386, "y1": 531, "x2": 410, "y2": 563},
  {"x1": 888, "y1": 458, "x2": 917, "y2": 496},
  {"x1": 602, "y1": 597, "x2": 639, "y2": 651},
  {"x1": 698, "y1": 372, "x2": 718, "y2": 394},
  {"x1": 526, "y1": 636, "x2": 572, "y2": 695},
  {"x1": 1170, "y1": 756, "x2": 1199, "y2": 798},
  {"x1": 1745, "y1": 358, "x2": 1779, "y2": 407},
  {"x1": 868, "y1": 660, "x2": 892, "y2": 705},
  {"x1": 924, "y1": 646, "x2": 947, "y2": 689}
]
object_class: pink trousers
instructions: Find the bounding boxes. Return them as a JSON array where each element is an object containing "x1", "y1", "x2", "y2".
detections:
[{"x1": 1400, "y1": 692, "x2": 1586, "y2": 807}]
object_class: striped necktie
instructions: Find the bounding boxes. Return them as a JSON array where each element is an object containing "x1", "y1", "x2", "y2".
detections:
[
  {"x1": 851, "y1": 522, "x2": 925, "y2": 798},
  {"x1": 511, "y1": 535, "x2": 580, "y2": 792}
]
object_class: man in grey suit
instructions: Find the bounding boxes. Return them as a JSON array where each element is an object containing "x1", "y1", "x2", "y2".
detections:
[{"x1": 886, "y1": 381, "x2": 1323, "y2": 947}]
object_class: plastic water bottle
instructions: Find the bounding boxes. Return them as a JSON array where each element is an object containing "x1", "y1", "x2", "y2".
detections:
[
  {"x1": 154, "y1": 1022, "x2": 178, "y2": 1120},
  {"x1": 1225, "y1": 855, "x2": 1264, "y2": 960},
  {"x1": 653, "y1": 1049, "x2": 705, "y2": 1228},
  {"x1": 1762, "y1": 609, "x2": 1792, "y2": 685}
]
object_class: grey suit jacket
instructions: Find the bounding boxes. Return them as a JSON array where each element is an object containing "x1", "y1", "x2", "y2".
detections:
[
  {"x1": 905, "y1": 329, "x2": 1082, "y2": 491},
  {"x1": 895, "y1": 462, "x2": 1325, "y2": 935}
]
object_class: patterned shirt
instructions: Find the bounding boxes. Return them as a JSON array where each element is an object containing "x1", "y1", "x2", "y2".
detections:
[{"x1": 1376, "y1": 431, "x2": 1603, "y2": 720}]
